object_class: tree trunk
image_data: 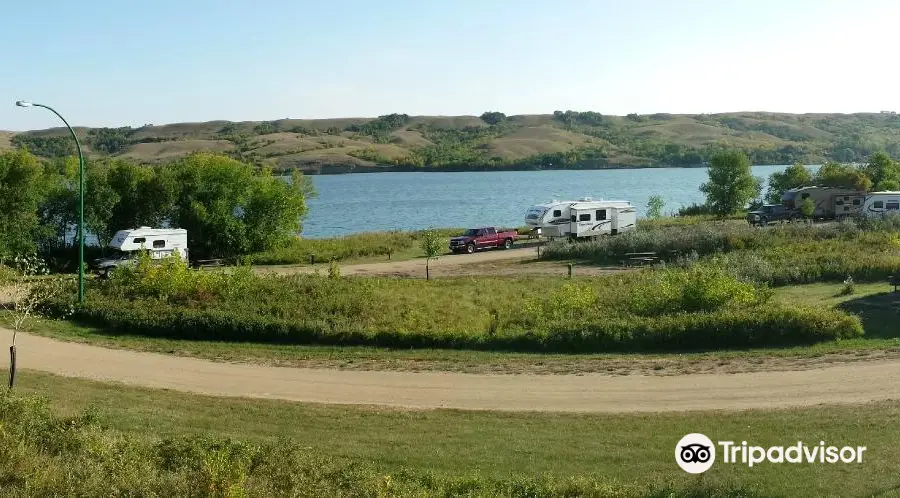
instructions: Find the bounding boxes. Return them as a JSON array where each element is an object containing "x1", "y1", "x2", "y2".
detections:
[
  {"x1": 426, "y1": 259, "x2": 430, "y2": 280},
  {"x1": 8, "y1": 345, "x2": 16, "y2": 389}
]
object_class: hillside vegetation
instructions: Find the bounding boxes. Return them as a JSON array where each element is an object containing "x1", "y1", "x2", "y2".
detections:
[{"x1": 6, "y1": 111, "x2": 900, "y2": 172}]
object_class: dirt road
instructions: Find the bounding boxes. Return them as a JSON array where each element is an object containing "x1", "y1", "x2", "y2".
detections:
[
  {"x1": 11, "y1": 331, "x2": 900, "y2": 413},
  {"x1": 257, "y1": 245, "x2": 544, "y2": 278}
]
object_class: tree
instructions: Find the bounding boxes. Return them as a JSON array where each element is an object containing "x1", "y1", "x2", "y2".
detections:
[
  {"x1": 480, "y1": 112, "x2": 507, "y2": 125},
  {"x1": 699, "y1": 151, "x2": 760, "y2": 216},
  {"x1": 862, "y1": 152, "x2": 900, "y2": 190},
  {"x1": 879, "y1": 179, "x2": 900, "y2": 191},
  {"x1": 766, "y1": 162, "x2": 812, "y2": 204},
  {"x1": 168, "y1": 153, "x2": 313, "y2": 259},
  {"x1": 0, "y1": 150, "x2": 46, "y2": 261},
  {"x1": 419, "y1": 228, "x2": 442, "y2": 280},
  {"x1": 815, "y1": 161, "x2": 872, "y2": 191},
  {"x1": 646, "y1": 195, "x2": 665, "y2": 218},
  {"x1": 106, "y1": 160, "x2": 176, "y2": 233},
  {"x1": 800, "y1": 198, "x2": 816, "y2": 219},
  {"x1": 84, "y1": 161, "x2": 120, "y2": 250}
]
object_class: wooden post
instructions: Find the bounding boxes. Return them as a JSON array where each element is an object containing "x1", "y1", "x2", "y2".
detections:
[
  {"x1": 568, "y1": 263, "x2": 573, "y2": 278},
  {"x1": 310, "y1": 255, "x2": 315, "y2": 265},
  {"x1": 8, "y1": 345, "x2": 16, "y2": 389}
]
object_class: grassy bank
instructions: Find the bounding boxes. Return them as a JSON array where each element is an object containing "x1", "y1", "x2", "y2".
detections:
[
  {"x1": 39, "y1": 256, "x2": 862, "y2": 353},
  {"x1": 17, "y1": 282, "x2": 898, "y2": 375},
  {"x1": 2, "y1": 371, "x2": 898, "y2": 496},
  {"x1": 543, "y1": 217, "x2": 900, "y2": 286}
]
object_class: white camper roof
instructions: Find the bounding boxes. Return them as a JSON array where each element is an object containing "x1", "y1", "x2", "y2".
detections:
[
  {"x1": 569, "y1": 200, "x2": 632, "y2": 210},
  {"x1": 109, "y1": 227, "x2": 187, "y2": 250},
  {"x1": 868, "y1": 191, "x2": 900, "y2": 196}
]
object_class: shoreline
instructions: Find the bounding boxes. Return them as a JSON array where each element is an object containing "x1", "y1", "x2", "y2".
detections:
[{"x1": 293, "y1": 162, "x2": 716, "y2": 175}]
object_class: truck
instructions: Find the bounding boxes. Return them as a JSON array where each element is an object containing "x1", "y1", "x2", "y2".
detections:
[
  {"x1": 449, "y1": 227, "x2": 518, "y2": 254},
  {"x1": 93, "y1": 227, "x2": 189, "y2": 278},
  {"x1": 746, "y1": 204, "x2": 800, "y2": 226}
]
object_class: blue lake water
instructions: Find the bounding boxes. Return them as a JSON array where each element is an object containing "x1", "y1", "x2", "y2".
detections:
[{"x1": 302, "y1": 165, "x2": 800, "y2": 238}]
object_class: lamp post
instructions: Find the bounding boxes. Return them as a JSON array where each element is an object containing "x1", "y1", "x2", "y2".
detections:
[{"x1": 15, "y1": 101, "x2": 85, "y2": 304}]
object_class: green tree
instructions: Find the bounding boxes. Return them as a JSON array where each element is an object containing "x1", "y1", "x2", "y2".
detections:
[
  {"x1": 766, "y1": 162, "x2": 812, "y2": 204},
  {"x1": 106, "y1": 160, "x2": 177, "y2": 233},
  {"x1": 419, "y1": 228, "x2": 442, "y2": 280},
  {"x1": 83, "y1": 161, "x2": 120, "y2": 249},
  {"x1": 480, "y1": 112, "x2": 507, "y2": 125},
  {"x1": 646, "y1": 195, "x2": 665, "y2": 218},
  {"x1": 168, "y1": 153, "x2": 312, "y2": 259},
  {"x1": 815, "y1": 162, "x2": 872, "y2": 191},
  {"x1": 800, "y1": 198, "x2": 816, "y2": 219},
  {"x1": 878, "y1": 179, "x2": 900, "y2": 191},
  {"x1": 862, "y1": 152, "x2": 900, "y2": 190},
  {"x1": 0, "y1": 150, "x2": 45, "y2": 259},
  {"x1": 699, "y1": 151, "x2": 760, "y2": 215}
]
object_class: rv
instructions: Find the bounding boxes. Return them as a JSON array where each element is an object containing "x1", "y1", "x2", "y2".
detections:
[
  {"x1": 524, "y1": 198, "x2": 636, "y2": 239},
  {"x1": 862, "y1": 191, "x2": 900, "y2": 218},
  {"x1": 781, "y1": 186, "x2": 866, "y2": 219},
  {"x1": 93, "y1": 227, "x2": 189, "y2": 277}
]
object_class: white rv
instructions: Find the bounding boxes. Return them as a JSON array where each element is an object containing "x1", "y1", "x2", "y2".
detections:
[
  {"x1": 524, "y1": 198, "x2": 636, "y2": 239},
  {"x1": 94, "y1": 227, "x2": 189, "y2": 276},
  {"x1": 862, "y1": 191, "x2": 900, "y2": 218}
]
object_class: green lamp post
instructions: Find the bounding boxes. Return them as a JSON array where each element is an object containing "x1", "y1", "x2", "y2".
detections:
[{"x1": 15, "y1": 100, "x2": 85, "y2": 304}]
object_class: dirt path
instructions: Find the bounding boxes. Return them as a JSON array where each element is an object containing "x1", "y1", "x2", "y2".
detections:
[
  {"x1": 10, "y1": 331, "x2": 900, "y2": 413},
  {"x1": 256, "y1": 245, "x2": 551, "y2": 278}
]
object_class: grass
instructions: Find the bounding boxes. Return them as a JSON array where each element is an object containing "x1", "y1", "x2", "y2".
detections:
[
  {"x1": 45, "y1": 262, "x2": 861, "y2": 353},
  {"x1": 18, "y1": 282, "x2": 900, "y2": 375},
  {"x1": 2, "y1": 370, "x2": 900, "y2": 496}
]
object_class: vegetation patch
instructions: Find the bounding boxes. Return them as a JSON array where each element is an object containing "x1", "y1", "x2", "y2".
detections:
[{"x1": 38, "y1": 256, "x2": 861, "y2": 353}]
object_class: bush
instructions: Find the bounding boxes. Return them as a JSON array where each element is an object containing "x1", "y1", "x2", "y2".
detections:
[{"x1": 43, "y1": 264, "x2": 863, "y2": 353}]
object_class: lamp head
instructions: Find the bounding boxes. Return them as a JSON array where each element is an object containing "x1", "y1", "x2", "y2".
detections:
[{"x1": 15, "y1": 101, "x2": 34, "y2": 107}]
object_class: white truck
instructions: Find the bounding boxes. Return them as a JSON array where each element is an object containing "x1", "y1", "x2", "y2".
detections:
[{"x1": 93, "y1": 227, "x2": 188, "y2": 277}]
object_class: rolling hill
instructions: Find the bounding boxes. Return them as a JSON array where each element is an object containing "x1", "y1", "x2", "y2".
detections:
[{"x1": 4, "y1": 111, "x2": 900, "y2": 173}]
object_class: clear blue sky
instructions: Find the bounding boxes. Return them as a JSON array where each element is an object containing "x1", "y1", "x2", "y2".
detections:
[{"x1": 3, "y1": 0, "x2": 898, "y2": 130}]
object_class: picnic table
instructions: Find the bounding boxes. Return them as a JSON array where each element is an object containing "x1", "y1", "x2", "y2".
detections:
[{"x1": 621, "y1": 252, "x2": 659, "y2": 267}]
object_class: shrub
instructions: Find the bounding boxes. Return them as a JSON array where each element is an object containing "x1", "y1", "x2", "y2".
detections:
[{"x1": 42, "y1": 265, "x2": 863, "y2": 354}]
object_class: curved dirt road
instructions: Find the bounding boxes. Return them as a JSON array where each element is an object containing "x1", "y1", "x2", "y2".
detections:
[{"x1": 12, "y1": 332, "x2": 900, "y2": 413}]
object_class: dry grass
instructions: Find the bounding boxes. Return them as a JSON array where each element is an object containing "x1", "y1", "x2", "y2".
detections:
[{"x1": 120, "y1": 139, "x2": 234, "y2": 161}]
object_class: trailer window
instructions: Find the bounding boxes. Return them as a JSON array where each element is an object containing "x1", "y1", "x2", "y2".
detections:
[
  {"x1": 888, "y1": 202, "x2": 900, "y2": 211},
  {"x1": 133, "y1": 237, "x2": 146, "y2": 244},
  {"x1": 579, "y1": 213, "x2": 591, "y2": 221},
  {"x1": 596, "y1": 209, "x2": 607, "y2": 220},
  {"x1": 553, "y1": 210, "x2": 562, "y2": 217},
  {"x1": 874, "y1": 201, "x2": 884, "y2": 209},
  {"x1": 152, "y1": 240, "x2": 165, "y2": 248},
  {"x1": 853, "y1": 199, "x2": 861, "y2": 206},
  {"x1": 835, "y1": 199, "x2": 844, "y2": 206}
]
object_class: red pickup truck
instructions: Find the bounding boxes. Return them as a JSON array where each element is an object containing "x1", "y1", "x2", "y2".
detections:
[{"x1": 449, "y1": 227, "x2": 518, "y2": 254}]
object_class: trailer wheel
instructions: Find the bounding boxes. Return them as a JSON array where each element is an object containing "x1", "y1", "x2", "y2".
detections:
[
  {"x1": 503, "y1": 238, "x2": 513, "y2": 250},
  {"x1": 466, "y1": 243, "x2": 476, "y2": 254}
]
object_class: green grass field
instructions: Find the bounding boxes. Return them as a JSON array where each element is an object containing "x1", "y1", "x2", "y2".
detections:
[
  {"x1": 18, "y1": 282, "x2": 899, "y2": 375},
  {"x1": 3, "y1": 370, "x2": 899, "y2": 497}
]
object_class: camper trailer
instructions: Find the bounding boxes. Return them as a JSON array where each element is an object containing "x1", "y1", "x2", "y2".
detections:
[
  {"x1": 863, "y1": 191, "x2": 900, "y2": 218},
  {"x1": 524, "y1": 198, "x2": 636, "y2": 239},
  {"x1": 93, "y1": 227, "x2": 189, "y2": 277},
  {"x1": 781, "y1": 186, "x2": 866, "y2": 219}
]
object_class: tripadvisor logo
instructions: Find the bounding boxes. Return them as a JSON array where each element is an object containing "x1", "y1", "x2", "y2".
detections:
[{"x1": 676, "y1": 433, "x2": 866, "y2": 473}]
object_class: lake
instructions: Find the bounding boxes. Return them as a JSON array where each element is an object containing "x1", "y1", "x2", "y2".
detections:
[{"x1": 302, "y1": 165, "x2": 799, "y2": 238}]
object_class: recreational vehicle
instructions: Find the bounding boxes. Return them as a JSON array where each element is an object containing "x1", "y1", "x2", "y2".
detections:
[
  {"x1": 93, "y1": 227, "x2": 189, "y2": 277},
  {"x1": 524, "y1": 198, "x2": 636, "y2": 239},
  {"x1": 781, "y1": 186, "x2": 865, "y2": 219},
  {"x1": 862, "y1": 191, "x2": 900, "y2": 218}
]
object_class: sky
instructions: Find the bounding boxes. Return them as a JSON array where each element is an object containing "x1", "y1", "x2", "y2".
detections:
[{"x1": 3, "y1": 0, "x2": 899, "y2": 130}]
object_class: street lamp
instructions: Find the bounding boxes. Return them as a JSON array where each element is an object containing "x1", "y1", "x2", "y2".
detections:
[{"x1": 15, "y1": 101, "x2": 85, "y2": 304}]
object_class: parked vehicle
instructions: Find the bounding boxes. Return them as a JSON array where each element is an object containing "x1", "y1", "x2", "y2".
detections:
[
  {"x1": 781, "y1": 186, "x2": 865, "y2": 219},
  {"x1": 449, "y1": 227, "x2": 518, "y2": 254},
  {"x1": 746, "y1": 204, "x2": 800, "y2": 226},
  {"x1": 524, "y1": 198, "x2": 636, "y2": 239},
  {"x1": 863, "y1": 191, "x2": 900, "y2": 217},
  {"x1": 93, "y1": 227, "x2": 188, "y2": 277}
]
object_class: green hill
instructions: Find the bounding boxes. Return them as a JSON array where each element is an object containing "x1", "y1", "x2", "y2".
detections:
[{"x1": 4, "y1": 111, "x2": 900, "y2": 172}]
